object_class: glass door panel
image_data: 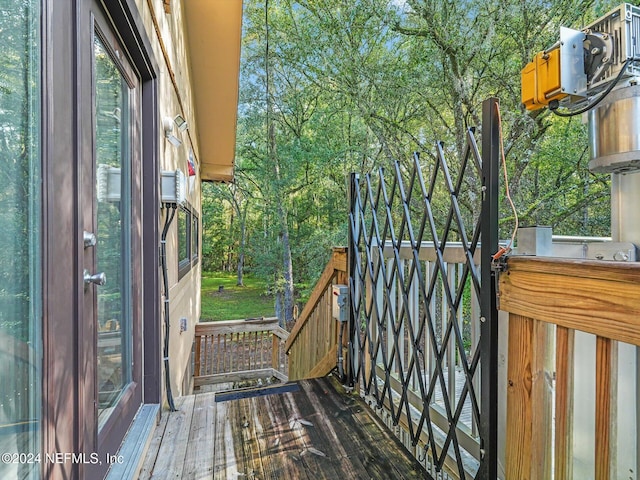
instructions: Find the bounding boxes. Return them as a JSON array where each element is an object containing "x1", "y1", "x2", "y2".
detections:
[
  {"x1": 93, "y1": 34, "x2": 132, "y2": 427},
  {"x1": 0, "y1": 1, "x2": 41, "y2": 478}
]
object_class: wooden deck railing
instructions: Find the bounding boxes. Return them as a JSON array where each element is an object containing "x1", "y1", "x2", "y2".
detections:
[
  {"x1": 499, "y1": 256, "x2": 640, "y2": 480},
  {"x1": 193, "y1": 317, "x2": 289, "y2": 388},
  {"x1": 285, "y1": 247, "x2": 348, "y2": 380}
]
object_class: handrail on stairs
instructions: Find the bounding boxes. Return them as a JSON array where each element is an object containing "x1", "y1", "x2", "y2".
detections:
[{"x1": 285, "y1": 247, "x2": 347, "y2": 380}]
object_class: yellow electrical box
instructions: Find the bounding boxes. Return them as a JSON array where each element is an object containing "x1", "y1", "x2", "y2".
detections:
[
  {"x1": 521, "y1": 60, "x2": 537, "y2": 109},
  {"x1": 521, "y1": 49, "x2": 567, "y2": 110}
]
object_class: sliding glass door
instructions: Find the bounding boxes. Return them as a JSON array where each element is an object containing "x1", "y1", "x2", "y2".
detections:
[{"x1": 0, "y1": 1, "x2": 42, "y2": 479}]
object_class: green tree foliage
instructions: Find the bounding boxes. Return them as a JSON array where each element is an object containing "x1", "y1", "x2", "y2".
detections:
[{"x1": 202, "y1": 0, "x2": 617, "y2": 318}]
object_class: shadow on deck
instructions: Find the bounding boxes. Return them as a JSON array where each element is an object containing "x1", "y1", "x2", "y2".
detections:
[{"x1": 140, "y1": 376, "x2": 427, "y2": 479}]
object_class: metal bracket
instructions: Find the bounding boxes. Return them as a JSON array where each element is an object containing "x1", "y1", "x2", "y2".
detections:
[
  {"x1": 491, "y1": 255, "x2": 508, "y2": 274},
  {"x1": 491, "y1": 255, "x2": 508, "y2": 310}
]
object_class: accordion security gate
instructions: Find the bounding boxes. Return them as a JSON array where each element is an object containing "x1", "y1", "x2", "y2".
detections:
[{"x1": 347, "y1": 98, "x2": 500, "y2": 479}]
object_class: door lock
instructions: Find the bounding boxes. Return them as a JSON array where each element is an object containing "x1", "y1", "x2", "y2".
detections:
[
  {"x1": 83, "y1": 231, "x2": 97, "y2": 248},
  {"x1": 84, "y1": 270, "x2": 106, "y2": 286}
]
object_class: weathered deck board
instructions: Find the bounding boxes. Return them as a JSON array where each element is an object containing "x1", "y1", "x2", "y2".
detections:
[
  {"x1": 143, "y1": 376, "x2": 427, "y2": 479},
  {"x1": 149, "y1": 395, "x2": 195, "y2": 479},
  {"x1": 182, "y1": 393, "x2": 216, "y2": 478},
  {"x1": 138, "y1": 407, "x2": 170, "y2": 479}
]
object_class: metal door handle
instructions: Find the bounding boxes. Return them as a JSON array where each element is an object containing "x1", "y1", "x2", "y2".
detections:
[
  {"x1": 84, "y1": 270, "x2": 106, "y2": 286},
  {"x1": 83, "y1": 231, "x2": 97, "y2": 248}
]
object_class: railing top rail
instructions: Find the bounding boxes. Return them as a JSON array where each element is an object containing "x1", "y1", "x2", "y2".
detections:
[
  {"x1": 195, "y1": 317, "x2": 280, "y2": 336},
  {"x1": 378, "y1": 240, "x2": 482, "y2": 264},
  {"x1": 499, "y1": 255, "x2": 640, "y2": 345},
  {"x1": 285, "y1": 248, "x2": 347, "y2": 353},
  {"x1": 272, "y1": 326, "x2": 290, "y2": 341},
  {"x1": 503, "y1": 255, "x2": 640, "y2": 282},
  {"x1": 551, "y1": 235, "x2": 611, "y2": 243},
  {"x1": 379, "y1": 240, "x2": 476, "y2": 247}
]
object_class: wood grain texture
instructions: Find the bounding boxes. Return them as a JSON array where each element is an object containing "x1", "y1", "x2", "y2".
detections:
[
  {"x1": 195, "y1": 317, "x2": 280, "y2": 336},
  {"x1": 307, "y1": 344, "x2": 338, "y2": 378},
  {"x1": 142, "y1": 376, "x2": 426, "y2": 479},
  {"x1": 138, "y1": 407, "x2": 170, "y2": 479},
  {"x1": 505, "y1": 314, "x2": 533, "y2": 479},
  {"x1": 499, "y1": 256, "x2": 640, "y2": 346},
  {"x1": 146, "y1": 395, "x2": 195, "y2": 479},
  {"x1": 286, "y1": 248, "x2": 346, "y2": 351},
  {"x1": 554, "y1": 326, "x2": 574, "y2": 480},
  {"x1": 595, "y1": 336, "x2": 616, "y2": 480},
  {"x1": 194, "y1": 319, "x2": 289, "y2": 388},
  {"x1": 193, "y1": 336, "x2": 201, "y2": 378},
  {"x1": 530, "y1": 321, "x2": 553, "y2": 480},
  {"x1": 194, "y1": 368, "x2": 280, "y2": 387},
  {"x1": 181, "y1": 392, "x2": 216, "y2": 478}
]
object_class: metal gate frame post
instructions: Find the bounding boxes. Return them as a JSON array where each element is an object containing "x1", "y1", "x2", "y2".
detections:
[
  {"x1": 347, "y1": 172, "x2": 358, "y2": 388},
  {"x1": 479, "y1": 97, "x2": 500, "y2": 479}
]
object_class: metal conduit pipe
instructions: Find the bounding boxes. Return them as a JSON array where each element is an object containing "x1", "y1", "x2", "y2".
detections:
[{"x1": 337, "y1": 320, "x2": 345, "y2": 382}]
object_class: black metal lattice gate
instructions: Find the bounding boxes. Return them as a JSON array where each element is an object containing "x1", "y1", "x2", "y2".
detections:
[{"x1": 347, "y1": 98, "x2": 500, "y2": 479}]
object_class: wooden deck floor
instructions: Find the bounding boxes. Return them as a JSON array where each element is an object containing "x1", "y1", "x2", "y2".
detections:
[{"x1": 140, "y1": 376, "x2": 427, "y2": 479}]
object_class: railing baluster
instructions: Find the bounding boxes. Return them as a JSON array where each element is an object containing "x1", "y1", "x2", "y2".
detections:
[
  {"x1": 202, "y1": 334, "x2": 208, "y2": 376},
  {"x1": 555, "y1": 326, "x2": 575, "y2": 480},
  {"x1": 409, "y1": 260, "x2": 419, "y2": 391},
  {"x1": 216, "y1": 333, "x2": 221, "y2": 374},
  {"x1": 224, "y1": 334, "x2": 228, "y2": 373},
  {"x1": 375, "y1": 250, "x2": 384, "y2": 368},
  {"x1": 506, "y1": 314, "x2": 535, "y2": 478},
  {"x1": 238, "y1": 332, "x2": 242, "y2": 372},
  {"x1": 447, "y1": 262, "x2": 456, "y2": 410},
  {"x1": 272, "y1": 333, "x2": 279, "y2": 372},
  {"x1": 470, "y1": 278, "x2": 480, "y2": 438},
  {"x1": 595, "y1": 336, "x2": 615, "y2": 480},
  {"x1": 387, "y1": 257, "x2": 396, "y2": 376},
  {"x1": 398, "y1": 258, "x2": 406, "y2": 379},
  {"x1": 194, "y1": 334, "x2": 201, "y2": 379},
  {"x1": 531, "y1": 321, "x2": 553, "y2": 480},
  {"x1": 206, "y1": 334, "x2": 212, "y2": 375},
  {"x1": 365, "y1": 265, "x2": 374, "y2": 388},
  {"x1": 427, "y1": 260, "x2": 436, "y2": 395},
  {"x1": 252, "y1": 331, "x2": 257, "y2": 370},
  {"x1": 242, "y1": 331, "x2": 247, "y2": 371}
]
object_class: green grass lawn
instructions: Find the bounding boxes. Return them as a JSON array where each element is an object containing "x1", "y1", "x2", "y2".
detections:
[{"x1": 200, "y1": 272, "x2": 275, "y2": 322}]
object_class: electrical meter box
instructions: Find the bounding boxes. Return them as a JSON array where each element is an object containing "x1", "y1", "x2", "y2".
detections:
[
  {"x1": 161, "y1": 169, "x2": 187, "y2": 206},
  {"x1": 332, "y1": 284, "x2": 348, "y2": 322},
  {"x1": 97, "y1": 165, "x2": 121, "y2": 203}
]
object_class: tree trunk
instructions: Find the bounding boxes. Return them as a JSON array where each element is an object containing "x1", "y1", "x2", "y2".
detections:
[
  {"x1": 265, "y1": 0, "x2": 294, "y2": 327},
  {"x1": 275, "y1": 290, "x2": 284, "y2": 325},
  {"x1": 279, "y1": 206, "x2": 294, "y2": 326},
  {"x1": 235, "y1": 191, "x2": 248, "y2": 287}
]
